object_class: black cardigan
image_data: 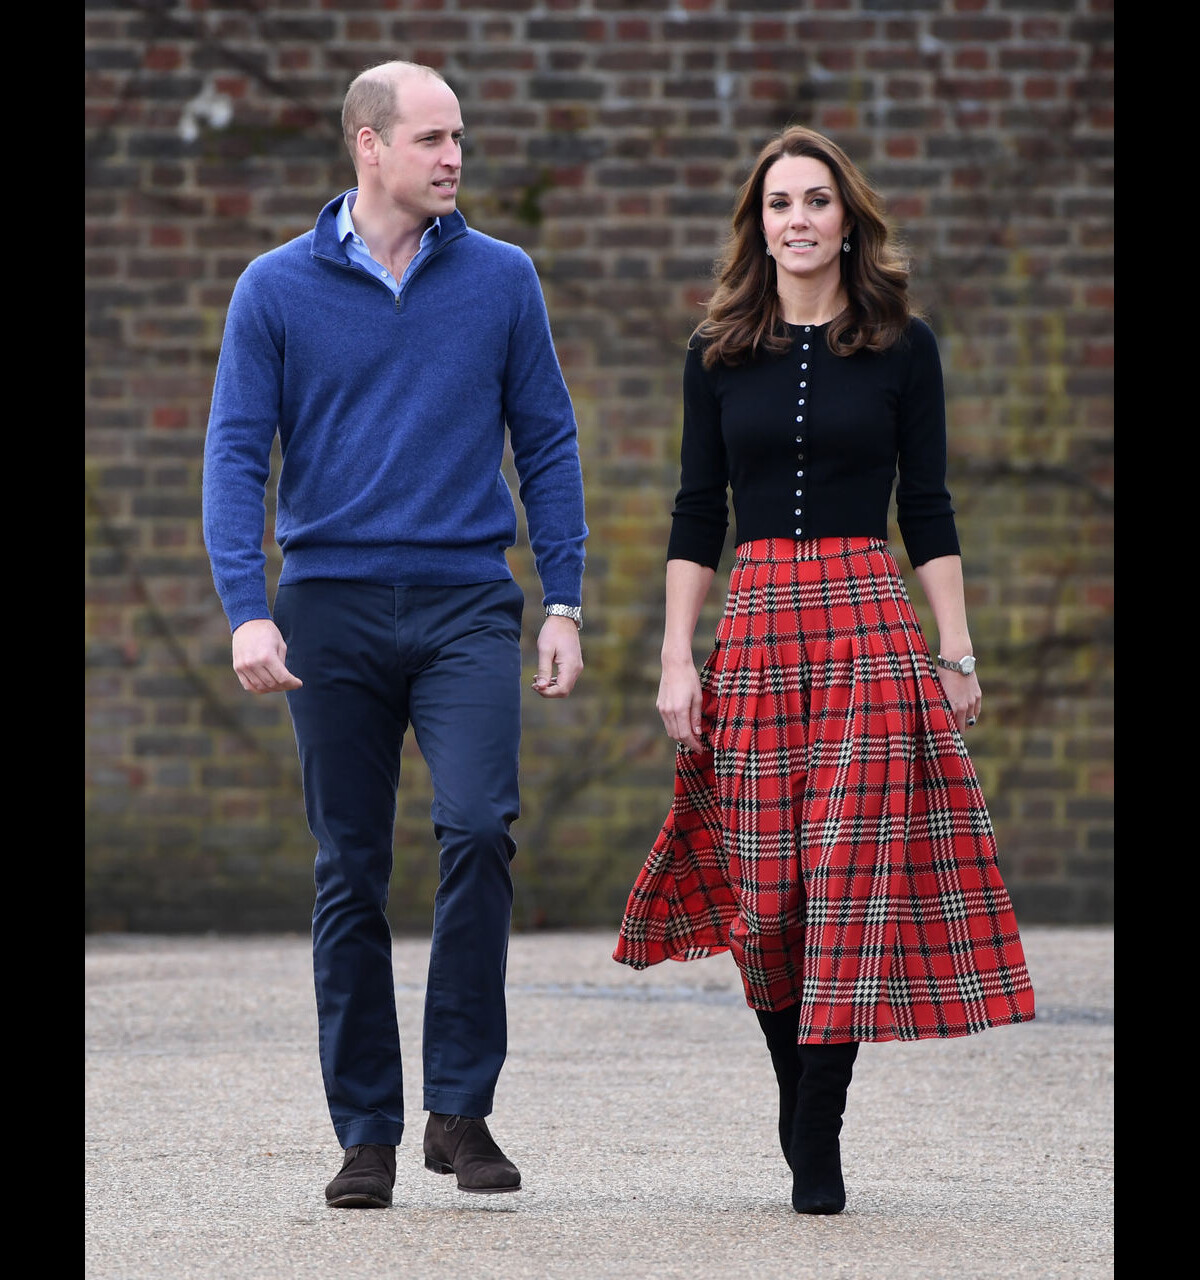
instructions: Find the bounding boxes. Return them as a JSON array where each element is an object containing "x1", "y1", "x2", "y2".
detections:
[{"x1": 667, "y1": 316, "x2": 960, "y2": 570}]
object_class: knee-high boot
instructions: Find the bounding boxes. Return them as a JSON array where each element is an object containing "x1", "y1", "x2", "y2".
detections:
[
  {"x1": 753, "y1": 1005, "x2": 803, "y2": 1168},
  {"x1": 790, "y1": 1041, "x2": 859, "y2": 1215}
]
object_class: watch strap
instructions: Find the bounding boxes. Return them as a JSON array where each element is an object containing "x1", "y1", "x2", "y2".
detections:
[{"x1": 545, "y1": 603, "x2": 582, "y2": 630}]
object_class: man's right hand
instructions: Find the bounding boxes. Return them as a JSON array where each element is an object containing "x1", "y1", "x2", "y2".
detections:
[{"x1": 231, "y1": 619, "x2": 303, "y2": 694}]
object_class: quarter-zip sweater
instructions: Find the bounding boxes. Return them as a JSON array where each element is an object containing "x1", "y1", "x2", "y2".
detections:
[
  {"x1": 203, "y1": 193, "x2": 588, "y2": 633},
  {"x1": 668, "y1": 317, "x2": 960, "y2": 570}
]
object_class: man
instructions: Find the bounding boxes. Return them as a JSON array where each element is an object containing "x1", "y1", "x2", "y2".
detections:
[{"x1": 202, "y1": 61, "x2": 587, "y2": 1209}]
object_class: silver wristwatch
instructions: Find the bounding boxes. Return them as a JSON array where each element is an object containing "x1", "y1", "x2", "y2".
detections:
[
  {"x1": 545, "y1": 603, "x2": 582, "y2": 630},
  {"x1": 936, "y1": 653, "x2": 976, "y2": 676}
]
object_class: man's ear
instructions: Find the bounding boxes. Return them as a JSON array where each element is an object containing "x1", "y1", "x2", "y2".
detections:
[{"x1": 356, "y1": 126, "x2": 381, "y2": 170}]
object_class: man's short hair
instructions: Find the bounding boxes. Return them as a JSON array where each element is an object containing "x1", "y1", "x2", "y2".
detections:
[{"x1": 341, "y1": 61, "x2": 447, "y2": 163}]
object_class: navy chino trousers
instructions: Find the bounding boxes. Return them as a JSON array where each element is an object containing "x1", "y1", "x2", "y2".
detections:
[{"x1": 274, "y1": 577, "x2": 524, "y2": 1150}]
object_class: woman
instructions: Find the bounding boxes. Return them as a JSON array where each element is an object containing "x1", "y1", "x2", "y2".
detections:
[{"x1": 612, "y1": 126, "x2": 1035, "y2": 1216}]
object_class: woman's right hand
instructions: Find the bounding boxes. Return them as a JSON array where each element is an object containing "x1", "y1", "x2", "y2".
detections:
[
  {"x1": 658, "y1": 558, "x2": 716, "y2": 754},
  {"x1": 657, "y1": 658, "x2": 705, "y2": 753}
]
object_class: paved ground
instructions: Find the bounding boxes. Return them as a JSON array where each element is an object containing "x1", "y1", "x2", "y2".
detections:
[{"x1": 85, "y1": 925, "x2": 1113, "y2": 1279}]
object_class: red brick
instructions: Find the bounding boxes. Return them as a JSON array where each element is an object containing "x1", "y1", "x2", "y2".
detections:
[{"x1": 144, "y1": 46, "x2": 182, "y2": 71}]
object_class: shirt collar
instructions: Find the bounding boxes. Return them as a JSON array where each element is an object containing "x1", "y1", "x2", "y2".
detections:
[{"x1": 336, "y1": 192, "x2": 441, "y2": 247}]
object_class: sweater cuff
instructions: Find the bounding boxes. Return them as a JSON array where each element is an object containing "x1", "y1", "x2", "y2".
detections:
[
  {"x1": 900, "y1": 515, "x2": 961, "y2": 569},
  {"x1": 667, "y1": 516, "x2": 726, "y2": 570}
]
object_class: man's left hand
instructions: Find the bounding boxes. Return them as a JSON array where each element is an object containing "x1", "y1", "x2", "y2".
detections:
[{"x1": 531, "y1": 615, "x2": 583, "y2": 698}]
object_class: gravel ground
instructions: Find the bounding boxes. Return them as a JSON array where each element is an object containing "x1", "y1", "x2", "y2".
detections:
[{"x1": 85, "y1": 925, "x2": 1113, "y2": 1280}]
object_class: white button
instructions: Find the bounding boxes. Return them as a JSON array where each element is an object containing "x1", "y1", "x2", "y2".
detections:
[
  {"x1": 795, "y1": 528, "x2": 803, "y2": 536},
  {"x1": 800, "y1": 381, "x2": 807, "y2": 388},
  {"x1": 804, "y1": 325, "x2": 811, "y2": 332},
  {"x1": 798, "y1": 399, "x2": 805, "y2": 406},
  {"x1": 796, "y1": 416, "x2": 803, "y2": 423},
  {"x1": 797, "y1": 470, "x2": 804, "y2": 477},
  {"x1": 801, "y1": 363, "x2": 808, "y2": 370},
  {"x1": 795, "y1": 489, "x2": 802, "y2": 496},
  {"x1": 795, "y1": 508, "x2": 802, "y2": 516},
  {"x1": 802, "y1": 344, "x2": 809, "y2": 350},
  {"x1": 796, "y1": 470, "x2": 803, "y2": 477}
]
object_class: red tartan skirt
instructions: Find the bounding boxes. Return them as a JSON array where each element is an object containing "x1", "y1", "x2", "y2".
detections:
[{"x1": 613, "y1": 537, "x2": 1036, "y2": 1043}]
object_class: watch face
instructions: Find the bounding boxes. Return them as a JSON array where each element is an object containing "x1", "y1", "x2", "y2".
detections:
[{"x1": 960, "y1": 656, "x2": 976, "y2": 674}]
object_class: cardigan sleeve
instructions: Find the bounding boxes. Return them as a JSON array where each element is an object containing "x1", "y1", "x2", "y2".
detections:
[
  {"x1": 666, "y1": 342, "x2": 729, "y2": 569},
  {"x1": 894, "y1": 319, "x2": 961, "y2": 568}
]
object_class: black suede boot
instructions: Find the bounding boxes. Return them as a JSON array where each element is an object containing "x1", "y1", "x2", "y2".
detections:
[
  {"x1": 754, "y1": 1004, "x2": 803, "y2": 1168},
  {"x1": 324, "y1": 1143, "x2": 396, "y2": 1208},
  {"x1": 423, "y1": 1113, "x2": 521, "y2": 1193},
  {"x1": 790, "y1": 1041, "x2": 859, "y2": 1215}
]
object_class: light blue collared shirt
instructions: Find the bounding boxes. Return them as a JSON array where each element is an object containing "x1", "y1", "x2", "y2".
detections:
[{"x1": 336, "y1": 193, "x2": 441, "y2": 297}]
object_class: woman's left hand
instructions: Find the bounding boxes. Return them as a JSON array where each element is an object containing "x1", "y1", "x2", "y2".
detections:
[{"x1": 936, "y1": 667, "x2": 982, "y2": 732}]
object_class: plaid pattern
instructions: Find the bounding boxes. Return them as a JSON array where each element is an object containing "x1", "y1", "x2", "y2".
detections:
[{"x1": 613, "y1": 537, "x2": 1035, "y2": 1042}]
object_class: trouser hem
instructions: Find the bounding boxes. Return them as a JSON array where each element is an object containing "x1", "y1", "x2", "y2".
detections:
[
  {"x1": 335, "y1": 1120, "x2": 405, "y2": 1149},
  {"x1": 422, "y1": 1089, "x2": 495, "y2": 1118}
]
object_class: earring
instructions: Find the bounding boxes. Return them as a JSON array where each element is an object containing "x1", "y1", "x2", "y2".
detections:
[
  {"x1": 766, "y1": 245, "x2": 773, "y2": 257},
  {"x1": 842, "y1": 239, "x2": 851, "y2": 253}
]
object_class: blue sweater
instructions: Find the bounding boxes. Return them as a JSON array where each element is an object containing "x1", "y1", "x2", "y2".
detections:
[{"x1": 203, "y1": 195, "x2": 588, "y2": 633}]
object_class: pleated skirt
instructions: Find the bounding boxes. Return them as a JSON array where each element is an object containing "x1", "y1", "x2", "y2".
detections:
[{"x1": 612, "y1": 536, "x2": 1036, "y2": 1043}]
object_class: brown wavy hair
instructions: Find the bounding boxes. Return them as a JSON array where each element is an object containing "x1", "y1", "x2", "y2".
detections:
[{"x1": 695, "y1": 126, "x2": 914, "y2": 367}]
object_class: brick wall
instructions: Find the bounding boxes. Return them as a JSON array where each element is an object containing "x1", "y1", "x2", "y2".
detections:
[{"x1": 84, "y1": 0, "x2": 1114, "y2": 932}]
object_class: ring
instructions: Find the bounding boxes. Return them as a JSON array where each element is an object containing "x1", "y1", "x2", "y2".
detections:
[{"x1": 967, "y1": 716, "x2": 977, "y2": 727}]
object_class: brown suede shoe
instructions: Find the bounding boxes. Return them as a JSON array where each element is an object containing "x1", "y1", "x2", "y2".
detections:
[
  {"x1": 324, "y1": 1143, "x2": 396, "y2": 1208},
  {"x1": 423, "y1": 1113, "x2": 521, "y2": 1193}
]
